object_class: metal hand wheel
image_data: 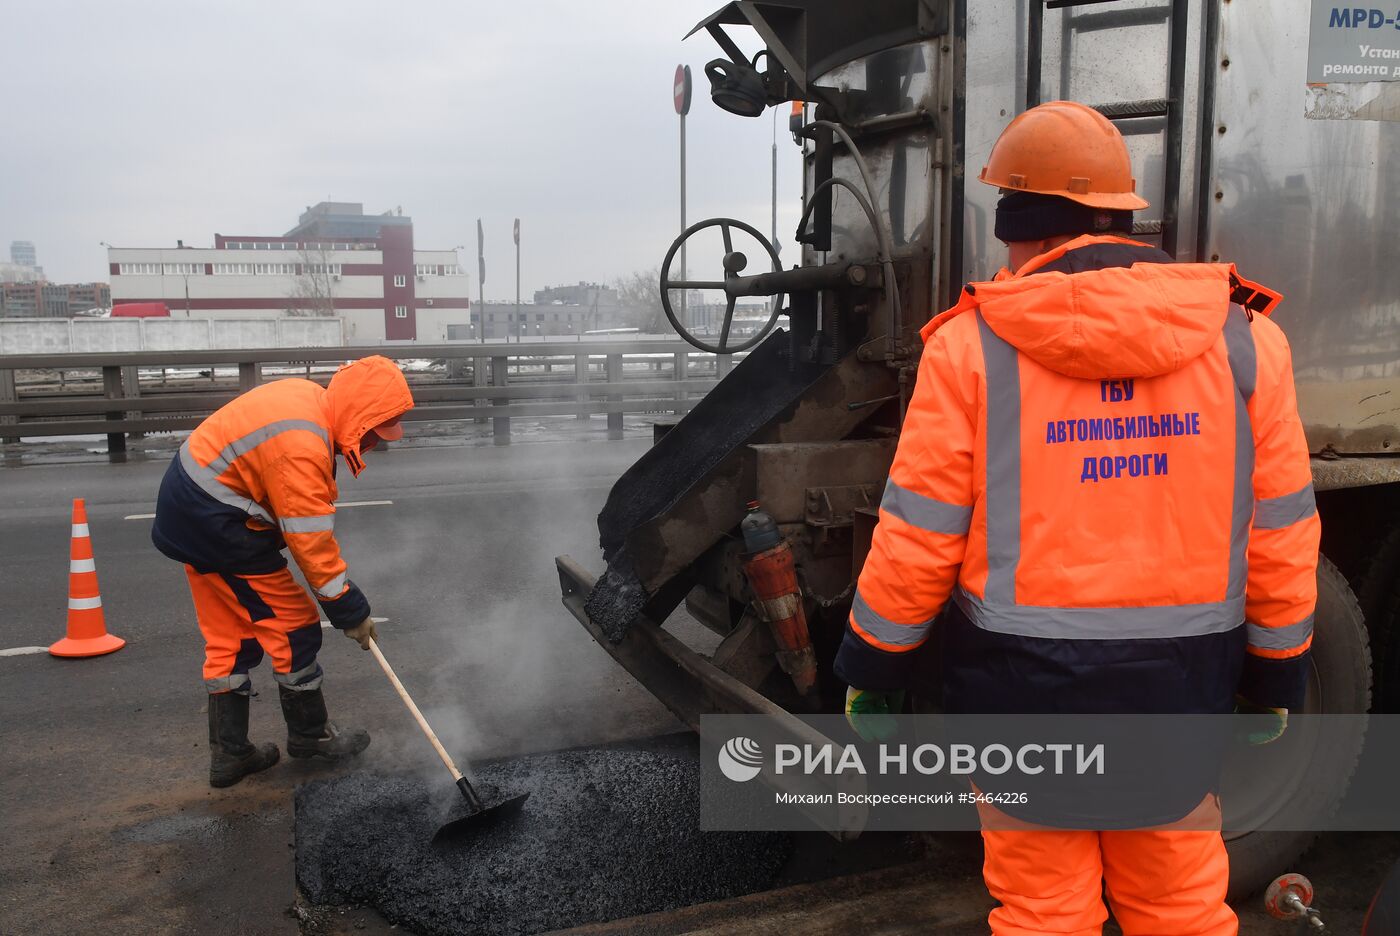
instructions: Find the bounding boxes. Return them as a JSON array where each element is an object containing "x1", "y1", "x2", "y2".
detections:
[{"x1": 659, "y1": 217, "x2": 784, "y2": 354}]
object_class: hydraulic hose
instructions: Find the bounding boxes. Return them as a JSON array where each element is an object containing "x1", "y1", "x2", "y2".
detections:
[{"x1": 803, "y1": 119, "x2": 906, "y2": 416}]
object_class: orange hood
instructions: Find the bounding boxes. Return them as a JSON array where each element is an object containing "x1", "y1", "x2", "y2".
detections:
[
  {"x1": 925, "y1": 235, "x2": 1266, "y2": 381},
  {"x1": 323, "y1": 355, "x2": 414, "y2": 476}
]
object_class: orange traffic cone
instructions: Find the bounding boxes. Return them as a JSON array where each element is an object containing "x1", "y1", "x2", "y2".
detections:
[{"x1": 49, "y1": 498, "x2": 125, "y2": 658}]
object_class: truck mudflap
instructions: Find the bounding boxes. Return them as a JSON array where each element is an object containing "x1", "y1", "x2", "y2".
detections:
[{"x1": 556, "y1": 555, "x2": 863, "y2": 841}]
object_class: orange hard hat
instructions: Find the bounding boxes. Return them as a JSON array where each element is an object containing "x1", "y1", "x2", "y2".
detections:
[{"x1": 979, "y1": 100, "x2": 1149, "y2": 211}]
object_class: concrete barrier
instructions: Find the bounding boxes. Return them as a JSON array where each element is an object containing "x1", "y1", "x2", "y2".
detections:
[
  {"x1": 275, "y1": 318, "x2": 341, "y2": 348},
  {"x1": 70, "y1": 320, "x2": 142, "y2": 353},
  {"x1": 1, "y1": 320, "x2": 72, "y2": 354},
  {"x1": 0, "y1": 317, "x2": 343, "y2": 354},
  {"x1": 143, "y1": 319, "x2": 213, "y2": 351},
  {"x1": 211, "y1": 319, "x2": 278, "y2": 349}
]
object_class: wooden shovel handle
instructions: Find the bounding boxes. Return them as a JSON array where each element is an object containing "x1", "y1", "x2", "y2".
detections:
[{"x1": 366, "y1": 636, "x2": 464, "y2": 783}]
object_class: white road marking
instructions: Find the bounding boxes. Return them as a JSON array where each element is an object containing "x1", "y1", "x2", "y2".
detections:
[{"x1": 124, "y1": 500, "x2": 391, "y2": 520}]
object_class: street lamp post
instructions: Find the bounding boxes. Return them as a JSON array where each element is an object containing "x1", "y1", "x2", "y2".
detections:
[
  {"x1": 476, "y1": 218, "x2": 486, "y2": 341},
  {"x1": 674, "y1": 65, "x2": 692, "y2": 330},
  {"x1": 513, "y1": 218, "x2": 521, "y2": 343}
]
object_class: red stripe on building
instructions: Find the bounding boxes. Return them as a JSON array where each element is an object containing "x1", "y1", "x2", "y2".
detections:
[{"x1": 379, "y1": 226, "x2": 416, "y2": 340}]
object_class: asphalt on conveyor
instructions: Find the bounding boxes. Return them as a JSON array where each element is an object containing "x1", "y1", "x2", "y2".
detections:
[
  {"x1": 295, "y1": 733, "x2": 792, "y2": 936},
  {"x1": 586, "y1": 333, "x2": 831, "y2": 640}
]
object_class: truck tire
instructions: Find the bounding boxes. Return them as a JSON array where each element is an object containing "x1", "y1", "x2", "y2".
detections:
[
  {"x1": 1225, "y1": 555, "x2": 1372, "y2": 900},
  {"x1": 1354, "y1": 526, "x2": 1400, "y2": 712}
]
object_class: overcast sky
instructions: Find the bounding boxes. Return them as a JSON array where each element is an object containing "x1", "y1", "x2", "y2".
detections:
[{"x1": 1, "y1": 1, "x2": 805, "y2": 299}]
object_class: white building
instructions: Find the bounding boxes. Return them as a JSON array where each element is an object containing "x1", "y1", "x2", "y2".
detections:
[{"x1": 107, "y1": 202, "x2": 474, "y2": 343}]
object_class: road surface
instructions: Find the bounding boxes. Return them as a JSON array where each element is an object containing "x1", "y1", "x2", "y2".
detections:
[
  {"x1": 0, "y1": 432, "x2": 1396, "y2": 934},
  {"x1": 0, "y1": 435, "x2": 689, "y2": 934}
]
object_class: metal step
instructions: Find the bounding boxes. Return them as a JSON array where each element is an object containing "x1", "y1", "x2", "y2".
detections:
[
  {"x1": 1093, "y1": 99, "x2": 1171, "y2": 121},
  {"x1": 1069, "y1": 6, "x2": 1171, "y2": 33},
  {"x1": 1132, "y1": 220, "x2": 1164, "y2": 235},
  {"x1": 1115, "y1": 116, "x2": 1168, "y2": 136}
]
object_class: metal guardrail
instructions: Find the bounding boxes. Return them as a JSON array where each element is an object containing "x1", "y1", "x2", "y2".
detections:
[{"x1": 0, "y1": 341, "x2": 736, "y2": 451}]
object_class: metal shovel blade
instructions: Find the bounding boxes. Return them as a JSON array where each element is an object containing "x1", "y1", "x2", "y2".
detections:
[{"x1": 432, "y1": 791, "x2": 531, "y2": 846}]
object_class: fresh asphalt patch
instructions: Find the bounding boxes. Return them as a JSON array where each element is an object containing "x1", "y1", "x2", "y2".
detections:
[{"x1": 294, "y1": 733, "x2": 794, "y2": 935}]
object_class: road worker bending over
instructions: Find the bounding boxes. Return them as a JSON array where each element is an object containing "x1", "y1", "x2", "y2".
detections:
[
  {"x1": 837, "y1": 101, "x2": 1318, "y2": 935},
  {"x1": 152, "y1": 355, "x2": 414, "y2": 788}
]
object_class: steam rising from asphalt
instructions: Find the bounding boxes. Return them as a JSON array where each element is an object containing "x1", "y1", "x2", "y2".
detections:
[{"x1": 340, "y1": 434, "x2": 686, "y2": 787}]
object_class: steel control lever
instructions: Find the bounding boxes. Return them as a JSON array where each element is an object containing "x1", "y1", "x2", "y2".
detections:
[{"x1": 1265, "y1": 873, "x2": 1325, "y2": 931}]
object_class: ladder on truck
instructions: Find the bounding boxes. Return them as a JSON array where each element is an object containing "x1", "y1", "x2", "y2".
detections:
[{"x1": 1024, "y1": 0, "x2": 1192, "y2": 257}]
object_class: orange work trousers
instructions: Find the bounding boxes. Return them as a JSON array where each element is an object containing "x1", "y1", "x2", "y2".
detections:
[
  {"x1": 979, "y1": 797, "x2": 1237, "y2": 935},
  {"x1": 186, "y1": 565, "x2": 323, "y2": 695}
]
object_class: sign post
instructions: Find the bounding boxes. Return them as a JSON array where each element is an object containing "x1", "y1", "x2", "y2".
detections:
[
  {"x1": 513, "y1": 218, "x2": 521, "y2": 342},
  {"x1": 476, "y1": 218, "x2": 485, "y2": 341},
  {"x1": 675, "y1": 64, "x2": 692, "y2": 331}
]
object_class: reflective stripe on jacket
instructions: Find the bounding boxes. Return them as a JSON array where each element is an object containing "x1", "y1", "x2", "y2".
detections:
[
  {"x1": 153, "y1": 356, "x2": 413, "y2": 627},
  {"x1": 833, "y1": 235, "x2": 1318, "y2": 713}
]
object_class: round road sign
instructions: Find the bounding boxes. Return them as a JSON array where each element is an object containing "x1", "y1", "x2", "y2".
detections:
[{"x1": 674, "y1": 64, "x2": 692, "y2": 116}]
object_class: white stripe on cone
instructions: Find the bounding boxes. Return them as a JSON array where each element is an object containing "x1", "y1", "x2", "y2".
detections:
[
  {"x1": 72, "y1": 523, "x2": 90, "y2": 537},
  {"x1": 70, "y1": 558, "x2": 96, "y2": 573},
  {"x1": 68, "y1": 596, "x2": 103, "y2": 610}
]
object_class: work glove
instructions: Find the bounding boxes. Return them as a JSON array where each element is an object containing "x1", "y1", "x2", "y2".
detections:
[
  {"x1": 845, "y1": 686, "x2": 905, "y2": 742},
  {"x1": 1235, "y1": 694, "x2": 1288, "y2": 746},
  {"x1": 344, "y1": 617, "x2": 378, "y2": 651}
]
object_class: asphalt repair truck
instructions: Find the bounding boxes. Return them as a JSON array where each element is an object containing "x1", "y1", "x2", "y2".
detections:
[{"x1": 557, "y1": 0, "x2": 1400, "y2": 908}]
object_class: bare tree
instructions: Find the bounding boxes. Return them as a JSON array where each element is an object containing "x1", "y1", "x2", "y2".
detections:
[
  {"x1": 612, "y1": 267, "x2": 670, "y2": 333},
  {"x1": 286, "y1": 244, "x2": 336, "y2": 317}
]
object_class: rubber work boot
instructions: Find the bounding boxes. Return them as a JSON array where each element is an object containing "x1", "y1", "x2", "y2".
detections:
[
  {"x1": 208, "y1": 692, "x2": 280, "y2": 788},
  {"x1": 279, "y1": 685, "x2": 371, "y2": 760}
]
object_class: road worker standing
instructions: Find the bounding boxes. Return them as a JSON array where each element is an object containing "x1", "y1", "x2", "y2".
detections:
[
  {"x1": 836, "y1": 101, "x2": 1318, "y2": 935},
  {"x1": 152, "y1": 355, "x2": 414, "y2": 788}
]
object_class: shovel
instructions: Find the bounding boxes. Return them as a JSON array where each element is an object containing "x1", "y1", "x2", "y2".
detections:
[{"x1": 366, "y1": 636, "x2": 530, "y2": 844}]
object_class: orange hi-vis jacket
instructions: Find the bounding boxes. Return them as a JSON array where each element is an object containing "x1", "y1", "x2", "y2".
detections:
[
  {"x1": 152, "y1": 356, "x2": 413, "y2": 628},
  {"x1": 833, "y1": 235, "x2": 1319, "y2": 714}
]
